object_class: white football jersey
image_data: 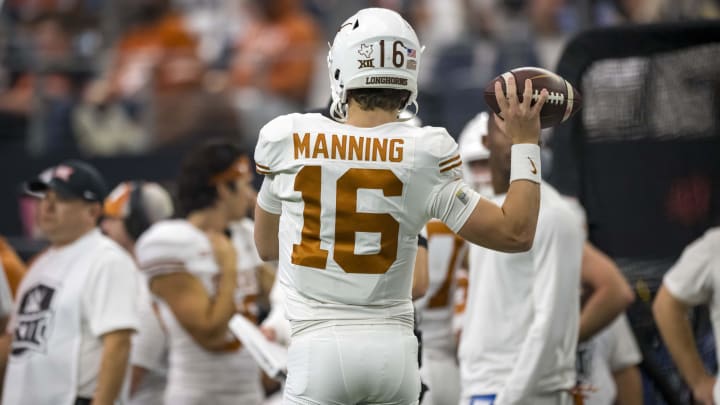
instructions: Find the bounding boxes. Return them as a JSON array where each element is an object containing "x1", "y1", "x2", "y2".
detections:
[
  {"x1": 255, "y1": 113, "x2": 481, "y2": 323},
  {"x1": 416, "y1": 220, "x2": 468, "y2": 353},
  {"x1": 135, "y1": 220, "x2": 263, "y2": 402}
]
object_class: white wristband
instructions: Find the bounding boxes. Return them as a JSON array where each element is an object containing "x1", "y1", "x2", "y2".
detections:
[{"x1": 510, "y1": 144, "x2": 541, "y2": 184}]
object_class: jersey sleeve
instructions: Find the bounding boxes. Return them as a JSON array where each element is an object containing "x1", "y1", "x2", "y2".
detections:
[
  {"x1": 422, "y1": 128, "x2": 481, "y2": 233},
  {"x1": 83, "y1": 248, "x2": 140, "y2": 336},
  {"x1": 663, "y1": 230, "x2": 716, "y2": 305},
  {"x1": 254, "y1": 114, "x2": 295, "y2": 176},
  {"x1": 257, "y1": 176, "x2": 282, "y2": 215},
  {"x1": 135, "y1": 223, "x2": 192, "y2": 280}
]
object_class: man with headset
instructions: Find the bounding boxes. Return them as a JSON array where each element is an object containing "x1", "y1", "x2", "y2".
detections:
[{"x1": 101, "y1": 181, "x2": 174, "y2": 405}]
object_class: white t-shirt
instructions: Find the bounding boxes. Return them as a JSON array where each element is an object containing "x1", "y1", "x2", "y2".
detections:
[
  {"x1": 5, "y1": 229, "x2": 139, "y2": 400},
  {"x1": 415, "y1": 220, "x2": 467, "y2": 354},
  {"x1": 576, "y1": 315, "x2": 642, "y2": 405},
  {"x1": 459, "y1": 183, "x2": 584, "y2": 404},
  {"x1": 129, "y1": 281, "x2": 168, "y2": 405},
  {"x1": 255, "y1": 113, "x2": 481, "y2": 325},
  {"x1": 135, "y1": 220, "x2": 263, "y2": 402},
  {"x1": 663, "y1": 227, "x2": 720, "y2": 403}
]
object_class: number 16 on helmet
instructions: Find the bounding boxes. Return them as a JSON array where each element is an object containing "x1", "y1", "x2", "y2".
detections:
[{"x1": 327, "y1": 8, "x2": 424, "y2": 121}]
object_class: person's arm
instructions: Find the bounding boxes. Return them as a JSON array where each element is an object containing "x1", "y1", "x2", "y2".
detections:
[
  {"x1": 254, "y1": 173, "x2": 282, "y2": 261},
  {"x1": 497, "y1": 210, "x2": 584, "y2": 403},
  {"x1": 653, "y1": 286, "x2": 715, "y2": 404},
  {"x1": 149, "y1": 232, "x2": 238, "y2": 351},
  {"x1": 579, "y1": 242, "x2": 634, "y2": 341},
  {"x1": 91, "y1": 329, "x2": 133, "y2": 405},
  {"x1": 412, "y1": 244, "x2": 429, "y2": 300},
  {"x1": 255, "y1": 205, "x2": 280, "y2": 262},
  {"x1": 456, "y1": 78, "x2": 548, "y2": 252},
  {"x1": 613, "y1": 365, "x2": 643, "y2": 405}
]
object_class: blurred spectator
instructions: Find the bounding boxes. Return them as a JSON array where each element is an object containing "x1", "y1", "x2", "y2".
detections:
[
  {"x1": 427, "y1": 1, "x2": 499, "y2": 136},
  {"x1": 0, "y1": 161, "x2": 139, "y2": 404},
  {"x1": 101, "y1": 181, "x2": 174, "y2": 405},
  {"x1": 230, "y1": 0, "x2": 319, "y2": 146},
  {"x1": 0, "y1": 13, "x2": 80, "y2": 150},
  {"x1": 529, "y1": 0, "x2": 574, "y2": 69},
  {"x1": 76, "y1": 0, "x2": 204, "y2": 153},
  {"x1": 173, "y1": 0, "x2": 252, "y2": 65}
]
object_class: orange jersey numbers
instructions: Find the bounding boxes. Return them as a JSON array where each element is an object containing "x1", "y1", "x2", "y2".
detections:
[{"x1": 291, "y1": 165, "x2": 403, "y2": 274}]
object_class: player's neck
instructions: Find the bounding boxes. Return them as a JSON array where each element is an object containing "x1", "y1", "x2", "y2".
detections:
[
  {"x1": 345, "y1": 103, "x2": 398, "y2": 128},
  {"x1": 49, "y1": 225, "x2": 95, "y2": 248},
  {"x1": 187, "y1": 208, "x2": 227, "y2": 234}
]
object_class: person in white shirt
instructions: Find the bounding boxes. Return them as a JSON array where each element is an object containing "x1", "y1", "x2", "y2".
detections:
[
  {"x1": 0, "y1": 160, "x2": 139, "y2": 405},
  {"x1": 653, "y1": 227, "x2": 720, "y2": 405},
  {"x1": 574, "y1": 242, "x2": 642, "y2": 405},
  {"x1": 252, "y1": 7, "x2": 550, "y2": 404},
  {"x1": 576, "y1": 314, "x2": 642, "y2": 405},
  {"x1": 101, "y1": 181, "x2": 175, "y2": 405},
  {"x1": 135, "y1": 142, "x2": 263, "y2": 405},
  {"x1": 415, "y1": 220, "x2": 466, "y2": 405},
  {"x1": 458, "y1": 115, "x2": 584, "y2": 405}
]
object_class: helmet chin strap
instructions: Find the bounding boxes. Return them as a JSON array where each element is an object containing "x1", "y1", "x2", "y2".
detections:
[
  {"x1": 397, "y1": 100, "x2": 419, "y2": 122},
  {"x1": 330, "y1": 97, "x2": 348, "y2": 122}
]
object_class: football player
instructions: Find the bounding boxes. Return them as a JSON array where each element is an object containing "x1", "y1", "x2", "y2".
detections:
[
  {"x1": 253, "y1": 8, "x2": 549, "y2": 404},
  {"x1": 135, "y1": 142, "x2": 264, "y2": 404}
]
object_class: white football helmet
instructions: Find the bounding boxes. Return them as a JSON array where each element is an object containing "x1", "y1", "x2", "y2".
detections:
[
  {"x1": 327, "y1": 8, "x2": 423, "y2": 121},
  {"x1": 458, "y1": 112, "x2": 493, "y2": 197}
]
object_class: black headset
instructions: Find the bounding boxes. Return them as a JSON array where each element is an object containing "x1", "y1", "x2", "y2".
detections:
[{"x1": 125, "y1": 181, "x2": 151, "y2": 241}]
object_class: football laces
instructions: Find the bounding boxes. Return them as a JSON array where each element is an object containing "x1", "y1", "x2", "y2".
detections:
[{"x1": 532, "y1": 89, "x2": 564, "y2": 105}]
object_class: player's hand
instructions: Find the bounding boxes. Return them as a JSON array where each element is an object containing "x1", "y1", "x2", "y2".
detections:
[
  {"x1": 691, "y1": 374, "x2": 716, "y2": 405},
  {"x1": 206, "y1": 231, "x2": 237, "y2": 279},
  {"x1": 260, "y1": 326, "x2": 277, "y2": 342},
  {"x1": 494, "y1": 76, "x2": 548, "y2": 145}
]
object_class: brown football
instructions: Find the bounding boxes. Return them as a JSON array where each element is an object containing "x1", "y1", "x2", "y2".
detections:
[{"x1": 484, "y1": 67, "x2": 582, "y2": 128}]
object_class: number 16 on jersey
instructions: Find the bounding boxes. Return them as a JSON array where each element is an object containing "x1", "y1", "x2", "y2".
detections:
[{"x1": 291, "y1": 165, "x2": 404, "y2": 275}]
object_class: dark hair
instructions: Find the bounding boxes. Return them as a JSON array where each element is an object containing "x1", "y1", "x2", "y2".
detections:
[
  {"x1": 177, "y1": 141, "x2": 245, "y2": 215},
  {"x1": 347, "y1": 88, "x2": 411, "y2": 112}
]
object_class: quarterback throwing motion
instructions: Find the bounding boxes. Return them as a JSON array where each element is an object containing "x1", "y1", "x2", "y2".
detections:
[{"x1": 253, "y1": 8, "x2": 549, "y2": 404}]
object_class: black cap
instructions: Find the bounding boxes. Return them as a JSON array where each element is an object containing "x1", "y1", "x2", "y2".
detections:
[{"x1": 25, "y1": 160, "x2": 109, "y2": 202}]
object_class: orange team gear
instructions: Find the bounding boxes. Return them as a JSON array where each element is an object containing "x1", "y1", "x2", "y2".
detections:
[{"x1": 0, "y1": 237, "x2": 28, "y2": 297}]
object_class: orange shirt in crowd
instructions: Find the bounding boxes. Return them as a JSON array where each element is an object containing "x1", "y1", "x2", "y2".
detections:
[
  {"x1": 108, "y1": 13, "x2": 201, "y2": 99},
  {"x1": 231, "y1": 7, "x2": 319, "y2": 103},
  {"x1": 0, "y1": 237, "x2": 27, "y2": 298}
]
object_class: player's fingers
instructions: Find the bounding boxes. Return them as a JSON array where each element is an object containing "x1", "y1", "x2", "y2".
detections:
[
  {"x1": 493, "y1": 113, "x2": 506, "y2": 133},
  {"x1": 521, "y1": 79, "x2": 534, "y2": 111},
  {"x1": 531, "y1": 89, "x2": 549, "y2": 116},
  {"x1": 494, "y1": 80, "x2": 509, "y2": 112},
  {"x1": 505, "y1": 75, "x2": 518, "y2": 108}
]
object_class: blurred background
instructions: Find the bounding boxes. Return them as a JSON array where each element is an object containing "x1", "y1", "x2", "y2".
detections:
[{"x1": 0, "y1": 1, "x2": 719, "y2": 403}]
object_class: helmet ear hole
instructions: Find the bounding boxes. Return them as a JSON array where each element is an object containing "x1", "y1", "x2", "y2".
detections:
[
  {"x1": 334, "y1": 69, "x2": 340, "y2": 80},
  {"x1": 353, "y1": 20, "x2": 359, "y2": 29}
]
